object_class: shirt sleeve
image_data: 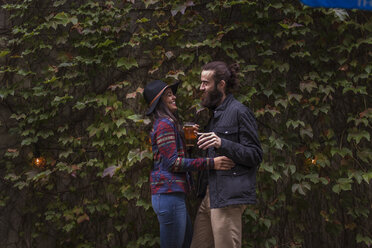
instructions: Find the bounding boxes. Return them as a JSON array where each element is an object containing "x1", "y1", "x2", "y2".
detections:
[
  {"x1": 155, "y1": 119, "x2": 214, "y2": 172},
  {"x1": 217, "y1": 109, "x2": 263, "y2": 167}
]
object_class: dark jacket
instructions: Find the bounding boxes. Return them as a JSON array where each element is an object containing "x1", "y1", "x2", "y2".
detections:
[{"x1": 197, "y1": 94, "x2": 263, "y2": 208}]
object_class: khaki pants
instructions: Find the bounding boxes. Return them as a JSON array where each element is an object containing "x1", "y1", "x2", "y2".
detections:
[{"x1": 191, "y1": 189, "x2": 247, "y2": 248}]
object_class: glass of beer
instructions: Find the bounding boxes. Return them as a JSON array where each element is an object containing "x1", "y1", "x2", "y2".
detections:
[{"x1": 183, "y1": 122, "x2": 197, "y2": 147}]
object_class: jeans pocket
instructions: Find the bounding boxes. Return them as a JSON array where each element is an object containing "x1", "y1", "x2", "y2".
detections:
[{"x1": 152, "y1": 194, "x2": 161, "y2": 215}]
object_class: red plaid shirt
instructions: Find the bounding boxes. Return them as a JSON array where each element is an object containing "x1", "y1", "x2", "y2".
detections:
[{"x1": 150, "y1": 117, "x2": 214, "y2": 194}]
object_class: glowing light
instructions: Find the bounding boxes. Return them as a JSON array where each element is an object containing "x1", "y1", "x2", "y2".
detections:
[
  {"x1": 32, "y1": 156, "x2": 46, "y2": 168},
  {"x1": 311, "y1": 156, "x2": 317, "y2": 164}
]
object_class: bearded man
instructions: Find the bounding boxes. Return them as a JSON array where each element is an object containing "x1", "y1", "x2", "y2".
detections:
[{"x1": 191, "y1": 61, "x2": 263, "y2": 248}]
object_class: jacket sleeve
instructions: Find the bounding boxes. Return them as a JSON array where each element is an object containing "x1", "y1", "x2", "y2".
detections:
[
  {"x1": 217, "y1": 109, "x2": 263, "y2": 167},
  {"x1": 155, "y1": 119, "x2": 214, "y2": 172}
]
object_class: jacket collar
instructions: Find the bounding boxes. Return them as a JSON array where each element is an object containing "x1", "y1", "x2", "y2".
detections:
[{"x1": 212, "y1": 94, "x2": 234, "y2": 118}]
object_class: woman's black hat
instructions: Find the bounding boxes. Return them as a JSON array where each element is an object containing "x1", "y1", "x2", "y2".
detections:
[{"x1": 143, "y1": 80, "x2": 180, "y2": 116}]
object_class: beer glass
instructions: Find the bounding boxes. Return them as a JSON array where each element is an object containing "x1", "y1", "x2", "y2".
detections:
[{"x1": 183, "y1": 122, "x2": 197, "y2": 147}]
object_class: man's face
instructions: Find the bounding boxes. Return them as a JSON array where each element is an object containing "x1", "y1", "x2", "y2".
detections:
[{"x1": 200, "y1": 70, "x2": 223, "y2": 109}]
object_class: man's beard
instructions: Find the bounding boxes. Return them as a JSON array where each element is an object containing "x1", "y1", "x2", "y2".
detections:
[{"x1": 201, "y1": 85, "x2": 223, "y2": 109}]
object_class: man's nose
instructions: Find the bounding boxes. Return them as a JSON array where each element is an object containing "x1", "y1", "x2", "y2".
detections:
[{"x1": 199, "y1": 84, "x2": 204, "y2": 91}]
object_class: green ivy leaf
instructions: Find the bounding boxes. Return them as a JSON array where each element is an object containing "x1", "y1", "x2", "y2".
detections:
[
  {"x1": 59, "y1": 148, "x2": 73, "y2": 159},
  {"x1": 53, "y1": 12, "x2": 78, "y2": 27},
  {"x1": 332, "y1": 178, "x2": 352, "y2": 194},
  {"x1": 347, "y1": 129, "x2": 370, "y2": 144},
  {"x1": 115, "y1": 118, "x2": 126, "y2": 127},
  {"x1": 127, "y1": 115, "x2": 151, "y2": 124},
  {"x1": 357, "y1": 150, "x2": 372, "y2": 163},
  {"x1": 117, "y1": 57, "x2": 138, "y2": 70},
  {"x1": 291, "y1": 182, "x2": 311, "y2": 195},
  {"x1": 136, "y1": 18, "x2": 150, "y2": 23},
  {"x1": 37, "y1": 130, "x2": 54, "y2": 139},
  {"x1": 286, "y1": 120, "x2": 305, "y2": 129},
  {"x1": 114, "y1": 128, "x2": 127, "y2": 138},
  {"x1": 53, "y1": 0, "x2": 67, "y2": 7},
  {"x1": 0, "y1": 50, "x2": 10, "y2": 57},
  {"x1": 97, "y1": 39, "x2": 114, "y2": 48},
  {"x1": 74, "y1": 102, "x2": 86, "y2": 110},
  {"x1": 271, "y1": 172, "x2": 281, "y2": 182},
  {"x1": 362, "y1": 171, "x2": 372, "y2": 184},
  {"x1": 356, "y1": 234, "x2": 372, "y2": 246},
  {"x1": 259, "y1": 162, "x2": 273, "y2": 173},
  {"x1": 300, "y1": 125, "x2": 313, "y2": 139},
  {"x1": 21, "y1": 137, "x2": 38, "y2": 146},
  {"x1": 299, "y1": 81, "x2": 317, "y2": 93},
  {"x1": 330, "y1": 147, "x2": 352, "y2": 158}
]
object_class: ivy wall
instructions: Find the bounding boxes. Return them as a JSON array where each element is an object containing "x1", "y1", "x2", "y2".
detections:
[{"x1": 0, "y1": 0, "x2": 371, "y2": 247}]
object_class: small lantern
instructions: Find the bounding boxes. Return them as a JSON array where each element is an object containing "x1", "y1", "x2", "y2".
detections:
[
  {"x1": 32, "y1": 156, "x2": 47, "y2": 168},
  {"x1": 32, "y1": 149, "x2": 46, "y2": 168}
]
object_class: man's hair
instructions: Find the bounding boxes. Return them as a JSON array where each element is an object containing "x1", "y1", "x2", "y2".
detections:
[{"x1": 201, "y1": 61, "x2": 240, "y2": 94}]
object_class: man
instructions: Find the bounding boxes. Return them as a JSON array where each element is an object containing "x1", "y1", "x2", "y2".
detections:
[{"x1": 191, "y1": 61, "x2": 263, "y2": 248}]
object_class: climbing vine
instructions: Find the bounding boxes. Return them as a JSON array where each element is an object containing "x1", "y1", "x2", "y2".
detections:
[{"x1": 0, "y1": 0, "x2": 371, "y2": 247}]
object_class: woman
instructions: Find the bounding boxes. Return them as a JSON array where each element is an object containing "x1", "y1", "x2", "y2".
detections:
[{"x1": 143, "y1": 80, "x2": 235, "y2": 248}]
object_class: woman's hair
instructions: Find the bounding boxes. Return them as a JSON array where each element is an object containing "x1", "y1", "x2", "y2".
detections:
[
  {"x1": 201, "y1": 61, "x2": 240, "y2": 94},
  {"x1": 152, "y1": 100, "x2": 182, "y2": 132}
]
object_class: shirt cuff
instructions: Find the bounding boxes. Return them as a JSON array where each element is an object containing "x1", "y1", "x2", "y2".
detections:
[
  {"x1": 208, "y1": 157, "x2": 214, "y2": 169},
  {"x1": 217, "y1": 138, "x2": 228, "y2": 152}
]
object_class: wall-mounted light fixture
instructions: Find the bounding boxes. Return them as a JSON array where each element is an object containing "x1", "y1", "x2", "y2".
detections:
[
  {"x1": 32, "y1": 149, "x2": 47, "y2": 168},
  {"x1": 32, "y1": 156, "x2": 46, "y2": 168}
]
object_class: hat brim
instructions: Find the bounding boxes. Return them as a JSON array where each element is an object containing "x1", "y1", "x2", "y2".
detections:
[{"x1": 146, "y1": 81, "x2": 180, "y2": 116}]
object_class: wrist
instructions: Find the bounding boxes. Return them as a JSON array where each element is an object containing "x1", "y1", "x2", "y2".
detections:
[
  {"x1": 216, "y1": 137, "x2": 222, "y2": 149},
  {"x1": 210, "y1": 158, "x2": 215, "y2": 169}
]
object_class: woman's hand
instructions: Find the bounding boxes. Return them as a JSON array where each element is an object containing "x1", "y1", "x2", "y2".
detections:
[{"x1": 213, "y1": 156, "x2": 235, "y2": 170}]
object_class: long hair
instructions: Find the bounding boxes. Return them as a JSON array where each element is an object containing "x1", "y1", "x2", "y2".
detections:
[{"x1": 152, "y1": 100, "x2": 183, "y2": 133}]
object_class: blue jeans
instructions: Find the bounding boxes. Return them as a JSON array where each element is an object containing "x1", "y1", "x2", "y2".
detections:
[{"x1": 152, "y1": 193, "x2": 193, "y2": 248}]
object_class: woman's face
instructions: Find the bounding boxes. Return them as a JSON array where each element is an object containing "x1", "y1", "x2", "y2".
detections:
[{"x1": 161, "y1": 88, "x2": 177, "y2": 113}]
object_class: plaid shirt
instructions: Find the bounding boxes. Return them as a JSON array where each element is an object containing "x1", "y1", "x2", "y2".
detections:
[{"x1": 150, "y1": 117, "x2": 214, "y2": 195}]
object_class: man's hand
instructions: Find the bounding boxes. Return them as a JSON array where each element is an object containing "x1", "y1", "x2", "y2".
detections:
[
  {"x1": 193, "y1": 124, "x2": 200, "y2": 135},
  {"x1": 213, "y1": 156, "x2": 235, "y2": 170},
  {"x1": 197, "y1": 132, "x2": 221, "y2": 150}
]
